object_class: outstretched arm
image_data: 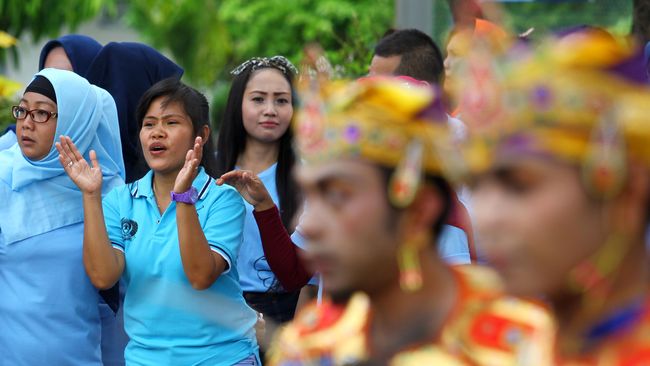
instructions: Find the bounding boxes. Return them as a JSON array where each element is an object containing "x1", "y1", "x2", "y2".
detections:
[
  {"x1": 56, "y1": 136, "x2": 124, "y2": 289},
  {"x1": 217, "y1": 170, "x2": 313, "y2": 291}
]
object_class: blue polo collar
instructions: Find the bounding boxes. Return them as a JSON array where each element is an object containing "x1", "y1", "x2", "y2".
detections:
[{"x1": 128, "y1": 168, "x2": 213, "y2": 201}]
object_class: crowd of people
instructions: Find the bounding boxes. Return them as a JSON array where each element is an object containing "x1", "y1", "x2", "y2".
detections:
[{"x1": 1, "y1": 15, "x2": 650, "y2": 366}]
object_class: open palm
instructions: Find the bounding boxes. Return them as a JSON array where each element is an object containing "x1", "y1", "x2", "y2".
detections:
[
  {"x1": 216, "y1": 170, "x2": 274, "y2": 210},
  {"x1": 173, "y1": 136, "x2": 204, "y2": 193},
  {"x1": 56, "y1": 136, "x2": 103, "y2": 195}
]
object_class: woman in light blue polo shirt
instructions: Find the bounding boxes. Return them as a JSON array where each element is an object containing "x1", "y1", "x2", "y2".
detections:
[
  {"x1": 58, "y1": 78, "x2": 259, "y2": 365},
  {"x1": 0, "y1": 68, "x2": 125, "y2": 365}
]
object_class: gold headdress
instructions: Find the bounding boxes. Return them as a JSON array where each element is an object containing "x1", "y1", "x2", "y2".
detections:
[
  {"x1": 294, "y1": 76, "x2": 455, "y2": 206},
  {"x1": 456, "y1": 29, "x2": 650, "y2": 321},
  {"x1": 294, "y1": 74, "x2": 457, "y2": 292},
  {"x1": 457, "y1": 29, "x2": 650, "y2": 198}
]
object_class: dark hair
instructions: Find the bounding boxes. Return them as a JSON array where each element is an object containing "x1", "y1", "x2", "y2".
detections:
[
  {"x1": 216, "y1": 65, "x2": 300, "y2": 232},
  {"x1": 135, "y1": 77, "x2": 218, "y2": 177},
  {"x1": 374, "y1": 28, "x2": 445, "y2": 85},
  {"x1": 379, "y1": 167, "x2": 452, "y2": 242}
]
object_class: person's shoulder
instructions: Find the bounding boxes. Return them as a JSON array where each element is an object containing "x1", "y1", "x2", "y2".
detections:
[
  {"x1": 446, "y1": 265, "x2": 556, "y2": 365},
  {"x1": 575, "y1": 296, "x2": 650, "y2": 364},
  {"x1": 455, "y1": 264, "x2": 505, "y2": 293},
  {"x1": 455, "y1": 265, "x2": 552, "y2": 321},
  {"x1": 267, "y1": 293, "x2": 369, "y2": 365}
]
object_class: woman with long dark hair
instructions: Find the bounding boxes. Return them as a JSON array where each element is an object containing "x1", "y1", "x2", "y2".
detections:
[{"x1": 215, "y1": 56, "x2": 312, "y2": 326}]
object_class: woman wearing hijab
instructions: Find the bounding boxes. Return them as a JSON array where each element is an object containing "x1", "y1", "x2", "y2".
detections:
[
  {"x1": 39, "y1": 34, "x2": 103, "y2": 75},
  {"x1": 85, "y1": 42, "x2": 184, "y2": 183},
  {"x1": 0, "y1": 34, "x2": 103, "y2": 151},
  {"x1": 0, "y1": 68, "x2": 124, "y2": 365}
]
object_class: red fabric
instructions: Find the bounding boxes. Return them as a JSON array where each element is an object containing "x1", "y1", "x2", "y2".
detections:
[
  {"x1": 253, "y1": 205, "x2": 313, "y2": 292},
  {"x1": 446, "y1": 190, "x2": 477, "y2": 262}
]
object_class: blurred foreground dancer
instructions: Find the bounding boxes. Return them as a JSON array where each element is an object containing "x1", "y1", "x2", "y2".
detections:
[
  {"x1": 462, "y1": 29, "x2": 650, "y2": 363},
  {"x1": 268, "y1": 77, "x2": 554, "y2": 365}
]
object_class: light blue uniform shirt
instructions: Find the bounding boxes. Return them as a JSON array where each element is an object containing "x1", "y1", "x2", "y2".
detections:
[
  {"x1": 0, "y1": 129, "x2": 16, "y2": 151},
  {"x1": 439, "y1": 225, "x2": 471, "y2": 265},
  {"x1": 237, "y1": 163, "x2": 308, "y2": 292},
  {"x1": 0, "y1": 223, "x2": 102, "y2": 365},
  {"x1": 103, "y1": 168, "x2": 258, "y2": 365}
]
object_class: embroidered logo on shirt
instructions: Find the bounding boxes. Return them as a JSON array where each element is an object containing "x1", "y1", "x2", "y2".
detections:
[{"x1": 120, "y1": 218, "x2": 138, "y2": 240}]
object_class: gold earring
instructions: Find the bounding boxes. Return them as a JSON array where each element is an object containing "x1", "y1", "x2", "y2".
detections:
[
  {"x1": 389, "y1": 139, "x2": 424, "y2": 209},
  {"x1": 398, "y1": 232, "x2": 428, "y2": 292}
]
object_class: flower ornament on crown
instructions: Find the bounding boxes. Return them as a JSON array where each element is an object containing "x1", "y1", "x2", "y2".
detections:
[
  {"x1": 293, "y1": 72, "x2": 456, "y2": 208},
  {"x1": 454, "y1": 27, "x2": 650, "y2": 188}
]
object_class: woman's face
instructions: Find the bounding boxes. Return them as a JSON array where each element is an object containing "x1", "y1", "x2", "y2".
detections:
[
  {"x1": 139, "y1": 97, "x2": 198, "y2": 176},
  {"x1": 43, "y1": 47, "x2": 73, "y2": 71},
  {"x1": 241, "y1": 68, "x2": 293, "y2": 144},
  {"x1": 471, "y1": 156, "x2": 606, "y2": 299},
  {"x1": 16, "y1": 92, "x2": 58, "y2": 161},
  {"x1": 443, "y1": 31, "x2": 471, "y2": 100}
]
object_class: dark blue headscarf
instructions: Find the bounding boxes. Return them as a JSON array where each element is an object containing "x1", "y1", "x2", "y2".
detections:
[
  {"x1": 85, "y1": 42, "x2": 184, "y2": 182},
  {"x1": 38, "y1": 34, "x2": 102, "y2": 77}
]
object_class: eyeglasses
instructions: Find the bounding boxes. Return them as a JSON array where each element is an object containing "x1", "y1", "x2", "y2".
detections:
[
  {"x1": 12, "y1": 105, "x2": 58, "y2": 123},
  {"x1": 231, "y1": 55, "x2": 298, "y2": 76}
]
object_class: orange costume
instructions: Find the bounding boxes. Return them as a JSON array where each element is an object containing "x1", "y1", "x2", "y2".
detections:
[
  {"x1": 557, "y1": 297, "x2": 650, "y2": 365},
  {"x1": 269, "y1": 266, "x2": 554, "y2": 366}
]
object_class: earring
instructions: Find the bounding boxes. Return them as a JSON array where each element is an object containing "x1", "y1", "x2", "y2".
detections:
[
  {"x1": 398, "y1": 232, "x2": 428, "y2": 292},
  {"x1": 582, "y1": 109, "x2": 626, "y2": 200},
  {"x1": 389, "y1": 140, "x2": 424, "y2": 208}
]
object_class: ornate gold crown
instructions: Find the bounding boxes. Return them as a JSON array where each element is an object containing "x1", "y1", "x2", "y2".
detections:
[
  {"x1": 293, "y1": 76, "x2": 457, "y2": 207},
  {"x1": 456, "y1": 29, "x2": 650, "y2": 197}
]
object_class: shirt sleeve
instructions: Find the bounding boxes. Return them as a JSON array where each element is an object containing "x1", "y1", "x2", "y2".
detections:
[
  {"x1": 203, "y1": 186, "x2": 246, "y2": 270},
  {"x1": 253, "y1": 205, "x2": 313, "y2": 292},
  {"x1": 102, "y1": 187, "x2": 125, "y2": 252},
  {"x1": 438, "y1": 224, "x2": 471, "y2": 265}
]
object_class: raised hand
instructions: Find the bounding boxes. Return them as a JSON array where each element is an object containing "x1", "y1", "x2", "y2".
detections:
[
  {"x1": 216, "y1": 170, "x2": 275, "y2": 211},
  {"x1": 56, "y1": 135, "x2": 103, "y2": 195},
  {"x1": 173, "y1": 136, "x2": 203, "y2": 193}
]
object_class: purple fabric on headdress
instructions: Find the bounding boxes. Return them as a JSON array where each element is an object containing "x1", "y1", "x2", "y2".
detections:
[
  {"x1": 644, "y1": 41, "x2": 650, "y2": 81},
  {"x1": 607, "y1": 47, "x2": 649, "y2": 84},
  {"x1": 415, "y1": 85, "x2": 448, "y2": 124},
  {"x1": 497, "y1": 133, "x2": 555, "y2": 161},
  {"x1": 554, "y1": 25, "x2": 648, "y2": 84}
]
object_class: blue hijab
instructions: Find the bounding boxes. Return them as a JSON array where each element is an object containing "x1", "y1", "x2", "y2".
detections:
[
  {"x1": 38, "y1": 34, "x2": 102, "y2": 77},
  {"x1": 0, "y1": 35, "x2": 104, "y2": 144},
  {"x1": 86, "y1": 42, "x2": 184, "y2": 183},
  {"x1": 0, "y1": 68, "x2": 125, "y2": 244}
]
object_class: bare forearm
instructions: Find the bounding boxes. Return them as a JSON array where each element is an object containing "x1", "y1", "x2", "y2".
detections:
[
  {"x1": 176, "y1": 203, "x2": 225, "y2": 289},
  {"x1": 82, "y1": 193, "x2": 123, "y2": 289}
]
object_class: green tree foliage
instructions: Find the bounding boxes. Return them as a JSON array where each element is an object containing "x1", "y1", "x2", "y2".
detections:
[
  {"x1": 0, "y1": 0, "x2": 110, "y2": 64},
  {"x1": 500, "y1": 0, "x2": 632, "y2": 37},
  {"x1": 126, "y1": 0, "x2": 231, "y2": 88},
  {"x1": 126, "y1": 0, "x2": 393, "y2": 86},
  {"x1": 439, "y1": 0, "x2": 632, "y2": 42},
  {"x1": 218, "y1": 0, "x2": 393, "y2": 78},
  {"x1": 0, "y1": 0, "x2": 107, "y2": 39}
]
